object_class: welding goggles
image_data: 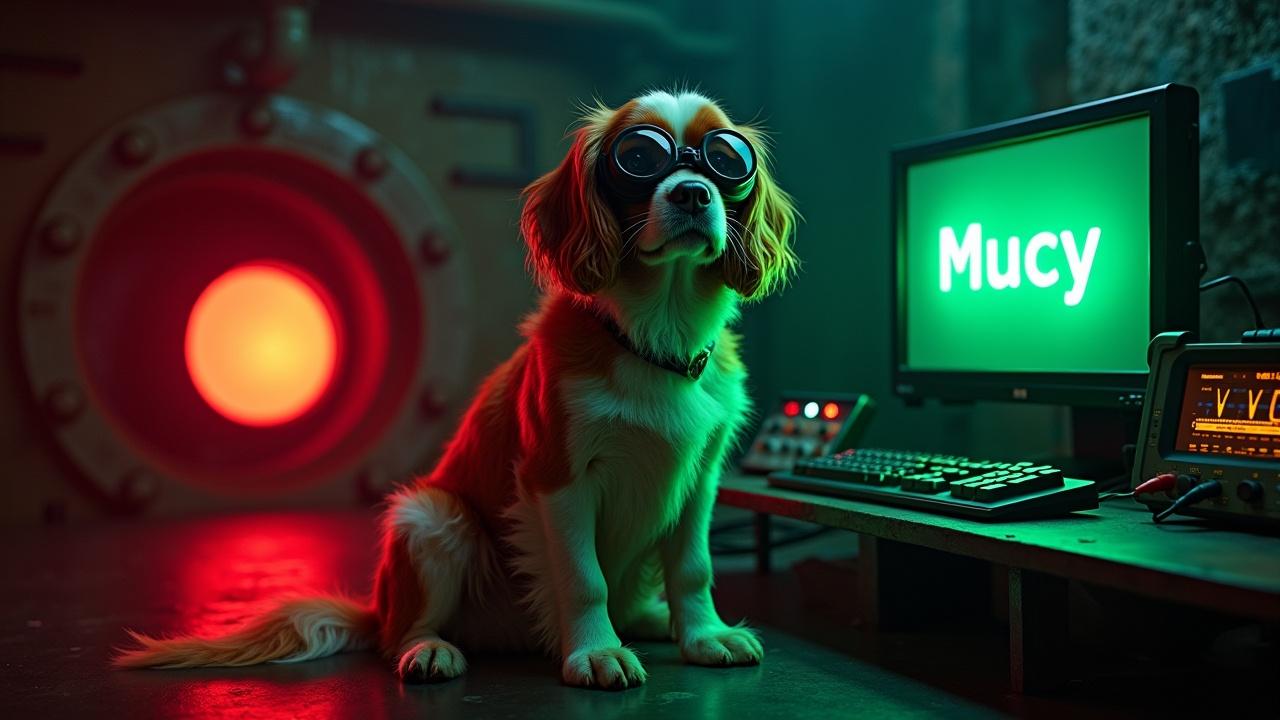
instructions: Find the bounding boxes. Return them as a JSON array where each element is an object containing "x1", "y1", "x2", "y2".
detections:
[{"x1": 601, "y1": 124, "x2": 757, "y2": 204}]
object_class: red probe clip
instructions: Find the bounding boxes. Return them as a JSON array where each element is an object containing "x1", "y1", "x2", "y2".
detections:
[{"x1": 1133, "y1": 472, "x2": 1177, "y2": 496}]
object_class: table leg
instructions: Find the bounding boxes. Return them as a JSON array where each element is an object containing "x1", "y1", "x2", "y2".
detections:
[
  {"x1": 753, "y1": 512, "x2": 772, "y2": 574},
  {"x1": 1008, "y1": 567, "x2": 1069, "y2": 693}
]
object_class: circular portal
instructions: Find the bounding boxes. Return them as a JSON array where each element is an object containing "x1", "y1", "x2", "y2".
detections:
[
  {"x1": 186, "y1": 264, "x2": 339, "y2": 427},
  {"x1": 18, "y1": 93, "x2": 472, "y2": 510}
]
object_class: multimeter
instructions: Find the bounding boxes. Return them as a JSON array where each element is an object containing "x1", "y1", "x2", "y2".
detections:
[{"x1": 1132, "y1": 331, "x2": 1280, "y2": 527}]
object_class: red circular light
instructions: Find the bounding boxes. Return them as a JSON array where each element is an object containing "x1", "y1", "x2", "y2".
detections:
[
  {"x1": 822, "y1": 402, "x2": 841, "y2": 420},
  {"x1": 783, "y1": 400, "x2": 801, "y2": 417},
  {"x1": 186, "y1": 264, "x2": 338, "y2": 426}
]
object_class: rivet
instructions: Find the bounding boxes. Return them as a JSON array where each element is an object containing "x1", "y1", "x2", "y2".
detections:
[
  {"x1": 419, "y1": 386, "x2": 447, "y2": 419},
  {"x1": 239, "y1": 99, "x2": 276, "y2": 138},
  {"x1": 118, "y1": 469, "x2": 161, "y2": 508},
  {"x1": 223, "y1": 61, "x2": 247, "y2": 87},
  {"x1": 419, "y1": 230, "x2": 451, "y2": 266},
  {"x1": 113, "y1": 126, "x2": 156, "y2": 166},
  {"x1": 45, "y1": 383, "x2": 84, "y2": 423},
  {"x1": 42, "y1": 501, "x2": 69, "y2": 525},
  {"x1": 355, "y1": 147, "x2": 387, "y2": 180},
  {"x1": 41, "y1": 215, "x2": 82, "y2": 254}
]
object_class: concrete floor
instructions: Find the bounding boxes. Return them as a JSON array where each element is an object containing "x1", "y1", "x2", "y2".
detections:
[{"x1": 1, "y1": 507, "x2": 1273, "y2": 719}]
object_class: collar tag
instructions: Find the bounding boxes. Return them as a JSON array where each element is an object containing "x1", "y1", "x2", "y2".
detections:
[{"x1": 687, "y1": 345, "x2": 713, "y2": 380}]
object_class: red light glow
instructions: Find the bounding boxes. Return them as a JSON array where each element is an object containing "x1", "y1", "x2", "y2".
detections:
[
  {"x1": 783, "y1": 400, "x2": 801, "y2": 417},
  {"x1": 163, "y1": 512, "x2": 383, "y2": 718},
  {"x1": 186, "y1": 264, "x2": 338, "y2": 426},
  {"x1": 822, "y1": 402, "x2": 841, "y2": 420}
]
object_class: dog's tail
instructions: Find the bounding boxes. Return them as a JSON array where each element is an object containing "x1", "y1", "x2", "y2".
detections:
[{"x1": 113, "y1": 595, "x2": 378, "y2": 669}]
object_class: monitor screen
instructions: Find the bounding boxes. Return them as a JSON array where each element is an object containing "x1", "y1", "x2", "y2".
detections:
[{"x1": 901, "y1": 114, "x2": 1151, "y2": 375}]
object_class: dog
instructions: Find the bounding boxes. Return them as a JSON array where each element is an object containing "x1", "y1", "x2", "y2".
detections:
[{"x1": 115, "y1": 89, "x2": 799, "y2": 689}]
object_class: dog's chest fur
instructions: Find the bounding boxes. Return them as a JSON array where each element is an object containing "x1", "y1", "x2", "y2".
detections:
[{"x1": 557, "y1": 347, "x2": 749, "y2": 580}]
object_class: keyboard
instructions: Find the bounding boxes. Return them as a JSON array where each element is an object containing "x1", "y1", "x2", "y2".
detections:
[{"x1": 767, "y1": 447, "x2": 1097, "y2": 520}]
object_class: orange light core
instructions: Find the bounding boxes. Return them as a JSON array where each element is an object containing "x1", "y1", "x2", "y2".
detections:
[
  {"x1": 186, "y1": 264, "x2": 337, "y2": 426},
  {"x1": 822, "y1": 402, "x2": 841, "y2": 420}
]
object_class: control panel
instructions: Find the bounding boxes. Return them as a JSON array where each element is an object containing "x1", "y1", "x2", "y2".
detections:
[
  {"x1": 1132, "y1": 332, "x2": 1280, "y2": 527},
  {"x1": 738, "y1": 393, "x2": 875, "y2": 474}
]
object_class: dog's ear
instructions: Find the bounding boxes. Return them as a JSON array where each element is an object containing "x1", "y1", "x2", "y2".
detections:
[
  {"x1": 520, "y1": 113, "x2": 618, "y2": 296},
  {"x1": 721, "y1": 125, "x2": 800, "y2": 301}
]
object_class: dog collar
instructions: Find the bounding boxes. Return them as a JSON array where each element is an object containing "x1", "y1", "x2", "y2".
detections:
[{"x1": 597, "y1": 313, "x2": 716, "y2": 380}]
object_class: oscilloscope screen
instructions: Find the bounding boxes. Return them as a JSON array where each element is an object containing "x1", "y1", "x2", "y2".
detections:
[{"x1": 1175, "y1": 365, "x2": 1280, "y2": 460}]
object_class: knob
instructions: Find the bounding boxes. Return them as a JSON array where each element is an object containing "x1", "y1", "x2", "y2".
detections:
[{"x1": 1237, "y1": 480, "x2": 1264, "y2": 504}]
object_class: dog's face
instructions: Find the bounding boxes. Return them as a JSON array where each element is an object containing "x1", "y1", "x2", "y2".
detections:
[
  {"x1": 521, "y1": 91, "x2": 798, "y2": 301},
  {"x1": 631, "y1": 158, "x2": 730, "y2": 266}
]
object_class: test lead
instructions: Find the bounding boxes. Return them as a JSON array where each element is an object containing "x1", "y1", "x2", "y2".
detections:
[
  {"x1": 1133, "y1": 473, "x2": 1177, "y2": 497},
  {"x1": 1153, "y1": 479, "x2": 1223, "y2": 523}
]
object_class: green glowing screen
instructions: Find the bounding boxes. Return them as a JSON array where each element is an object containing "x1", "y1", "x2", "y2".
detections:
[{"x1": 903, "y1": 114, "x2": 1150, "y2": 374}]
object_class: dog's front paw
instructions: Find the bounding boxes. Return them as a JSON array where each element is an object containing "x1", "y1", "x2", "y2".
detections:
[
  {"x1": 680, "y1": 625, "x2": 763, "y2": 666},
  {"x1": 397, "y1": 638, "x2": 467, "y2": 683},
  {"x1": 561, "y1": 646, "x2": 647, "y2": 690}
]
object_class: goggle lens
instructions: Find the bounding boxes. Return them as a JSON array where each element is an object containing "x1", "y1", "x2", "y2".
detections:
[
  {"x1": 615, "y1": 128, "x2": 674, "y2": 178},
  {"x1": 704, "y1": 131, "x2": 754, "y2": 181}
]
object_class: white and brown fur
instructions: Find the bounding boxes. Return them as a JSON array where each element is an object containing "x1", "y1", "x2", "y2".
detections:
[{"x1": 115, "y1": 90, "x2": 799, "y2": 689}]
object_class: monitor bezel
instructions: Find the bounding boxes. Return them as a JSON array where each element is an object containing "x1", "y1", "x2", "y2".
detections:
[{"x1": 890, "y1": 83, "x2": 1200, "y2": 408}]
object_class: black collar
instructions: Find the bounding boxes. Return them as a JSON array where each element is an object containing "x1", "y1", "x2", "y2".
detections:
[{"x1": 597, "y1": 312, "x2": 716, "y2": 381}]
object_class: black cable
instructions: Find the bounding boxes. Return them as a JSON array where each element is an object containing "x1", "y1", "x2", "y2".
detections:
[
  {"x1": 1153, "y1": 479, "x2": 1222, "y2": 523},
  {"x1": 1199, "y1": 275, "x2": 1267, "y2": 329}
]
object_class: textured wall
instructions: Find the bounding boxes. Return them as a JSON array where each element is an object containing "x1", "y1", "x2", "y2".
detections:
[{"x1": 1070, "y1": 0, "x2": 1280, "y2": 340}]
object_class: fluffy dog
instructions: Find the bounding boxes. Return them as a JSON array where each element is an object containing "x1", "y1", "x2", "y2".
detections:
[{"x1": 116, "y1": 89, "x2": 798, "y2": 689}]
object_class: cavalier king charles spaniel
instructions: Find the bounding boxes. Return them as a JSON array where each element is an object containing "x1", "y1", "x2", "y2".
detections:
[{"x1": 117, "y1": 89, "x2": 799, "y2": 689}]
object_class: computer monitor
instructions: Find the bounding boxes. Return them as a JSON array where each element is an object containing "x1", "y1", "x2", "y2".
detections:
[{"x1": 891, "y1": 84, "x2": 1201, "y2": 408}]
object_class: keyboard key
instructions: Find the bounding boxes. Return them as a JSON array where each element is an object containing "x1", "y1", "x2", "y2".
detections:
[
  {"x1": 912, "y1": 477, "x2": 949, "y2": 494},
  {"x1": 949, "y1": 478, "x2": 989, "y2": 499},
  {"x1": 1010, "y1": 469, "x2": 1064, "y2": 493},
  {"x1": 975, "y1": 482, "x2": 1020, "y2": 501}
]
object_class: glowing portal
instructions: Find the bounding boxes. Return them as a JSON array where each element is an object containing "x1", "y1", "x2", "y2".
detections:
[{"x1": 186, "y1": 264, "x2": 338, "y2": 426}]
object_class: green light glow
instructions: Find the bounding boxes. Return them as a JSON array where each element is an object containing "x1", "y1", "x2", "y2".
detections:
[{"x1": 904, "y1": 114, "x2": 1150, "y2": 374}]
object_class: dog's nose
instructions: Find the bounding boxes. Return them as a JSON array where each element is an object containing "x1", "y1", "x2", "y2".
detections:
[{"x1": 667, "y1": 180, "x2": 712, "y2": 215}]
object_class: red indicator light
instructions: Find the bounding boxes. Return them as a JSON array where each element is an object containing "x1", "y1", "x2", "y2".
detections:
[
  {"x1": 186, "y1": 264, "x2": 338, "y2": 427},
  {"x1": 783, "y1": 400, "x2": 801, "y2": 417},
  {"x1": 822, "y1": 402, "x2": 840, "y2": 420}
]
